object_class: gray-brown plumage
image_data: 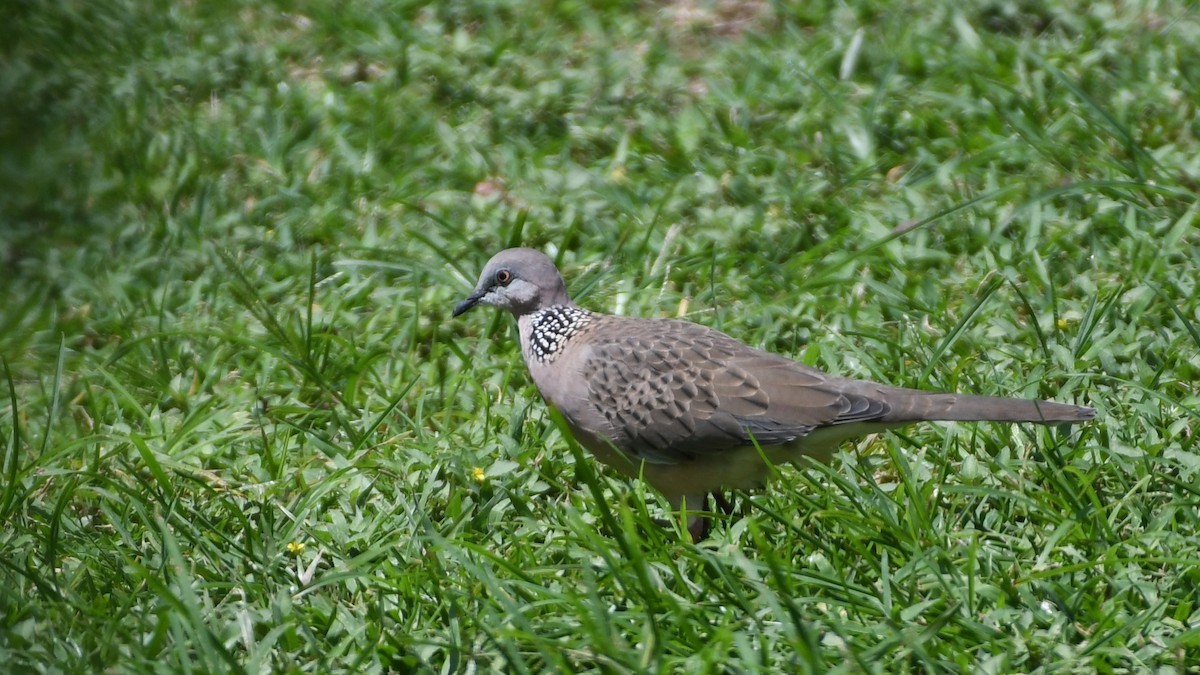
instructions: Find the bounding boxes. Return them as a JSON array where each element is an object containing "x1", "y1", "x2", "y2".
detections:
[{"x1": 453, "y1": 248, "x2": 1095, "y2": 540}]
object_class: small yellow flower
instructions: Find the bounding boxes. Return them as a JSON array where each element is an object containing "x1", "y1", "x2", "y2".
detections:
[
  {"x1": 472, "y1": 467, "x2": 487, "y2": 482},
  {"x1": 287, "y1": 541, "x2": 305, "y2": 555},
  {"x1": 609, "y1": 165, "x2": 627, "y2": 183},
  {"x1": 1056, "y1": 318, "x2": 1069, "y2": 330}
]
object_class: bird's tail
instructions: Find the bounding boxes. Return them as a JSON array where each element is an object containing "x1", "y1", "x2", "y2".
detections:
[{"x1": 882, "y1": 389, "x2": 1095, "y2": 425}]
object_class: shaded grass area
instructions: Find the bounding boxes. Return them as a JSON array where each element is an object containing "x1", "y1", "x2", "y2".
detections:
[{"x1": 2, "y1": 0, "x2": 1199, "y2": 671}]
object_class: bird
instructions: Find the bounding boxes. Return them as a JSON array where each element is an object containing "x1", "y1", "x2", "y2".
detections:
[{"x1": 452, "y1": 247, "x2": 1095, "y2": 541}]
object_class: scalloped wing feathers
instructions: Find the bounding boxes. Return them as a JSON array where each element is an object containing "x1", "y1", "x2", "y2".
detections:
[{"x1": 583, "y1": 318, "x2": 892, "y2": 465}]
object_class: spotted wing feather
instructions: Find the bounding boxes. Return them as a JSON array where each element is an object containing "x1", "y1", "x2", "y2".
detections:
[{"x1": 583, "y1": 318, "x2": 891, "y2": 465}]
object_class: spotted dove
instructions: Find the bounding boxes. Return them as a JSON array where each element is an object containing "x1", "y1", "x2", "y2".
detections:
[{"x1": 453, "y1": 248, "x2": 1095, "y2": 540}]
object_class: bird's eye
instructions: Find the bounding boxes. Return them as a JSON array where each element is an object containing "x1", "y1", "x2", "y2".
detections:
[{"x1": 495, "y1": 269, "x2": 512, "y2": 285}]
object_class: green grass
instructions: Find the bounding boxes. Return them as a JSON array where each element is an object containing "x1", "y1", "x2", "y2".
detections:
[{"x1": 3, "y1": 0, "x2": 1200, "y2": 671}]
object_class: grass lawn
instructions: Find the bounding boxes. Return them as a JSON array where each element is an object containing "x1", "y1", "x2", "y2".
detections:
[{"x1": 3, "y1": 0, "x2": 1200, "y2": 671}]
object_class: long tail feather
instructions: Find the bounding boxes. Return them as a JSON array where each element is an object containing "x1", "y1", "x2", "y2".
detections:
[{"x1": 882, "y1": 390, "x2": 1094, "y2": 424}]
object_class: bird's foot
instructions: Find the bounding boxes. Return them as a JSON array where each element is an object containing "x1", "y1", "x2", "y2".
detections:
[{"x1": 687, "y1": 514, "x2": 711, "y2": 542}]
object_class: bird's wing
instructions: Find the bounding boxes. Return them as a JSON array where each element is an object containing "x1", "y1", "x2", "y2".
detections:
[{"x1": 582, "y1": 318, "x2": 892, "y2": 465}]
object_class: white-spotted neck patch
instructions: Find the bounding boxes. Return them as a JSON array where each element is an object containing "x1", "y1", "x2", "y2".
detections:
[{"x1": 526, "y1": 305, "x2": 593, "y2": 363}]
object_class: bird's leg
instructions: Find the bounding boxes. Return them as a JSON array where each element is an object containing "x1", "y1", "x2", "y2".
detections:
[
  {"x1": 713, "y1": 492, "x2": 737, "y2": 516},
  {"x1": 684, "y1": 493, "x2": 737, "y2": 541},
  {"x1": 671, "y1": 493, "x2": 713, "y2": 542},
  {"x1": 687, "y1": 511, "x2": 711, "y2": 542}
]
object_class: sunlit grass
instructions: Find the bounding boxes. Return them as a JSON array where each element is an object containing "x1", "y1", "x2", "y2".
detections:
[{"x1": 2, "y1": 0, "x2": 1199, "y2": 671}]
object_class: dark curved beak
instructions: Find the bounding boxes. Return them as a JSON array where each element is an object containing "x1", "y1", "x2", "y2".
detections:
[{"x1": 452, "y1": 289, "x2": 487, "y2": 317}]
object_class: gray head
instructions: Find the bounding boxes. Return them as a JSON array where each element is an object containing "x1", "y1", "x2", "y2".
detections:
[{"x1": 452, "y1": 248, "x2": 574, "y2": 318}]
